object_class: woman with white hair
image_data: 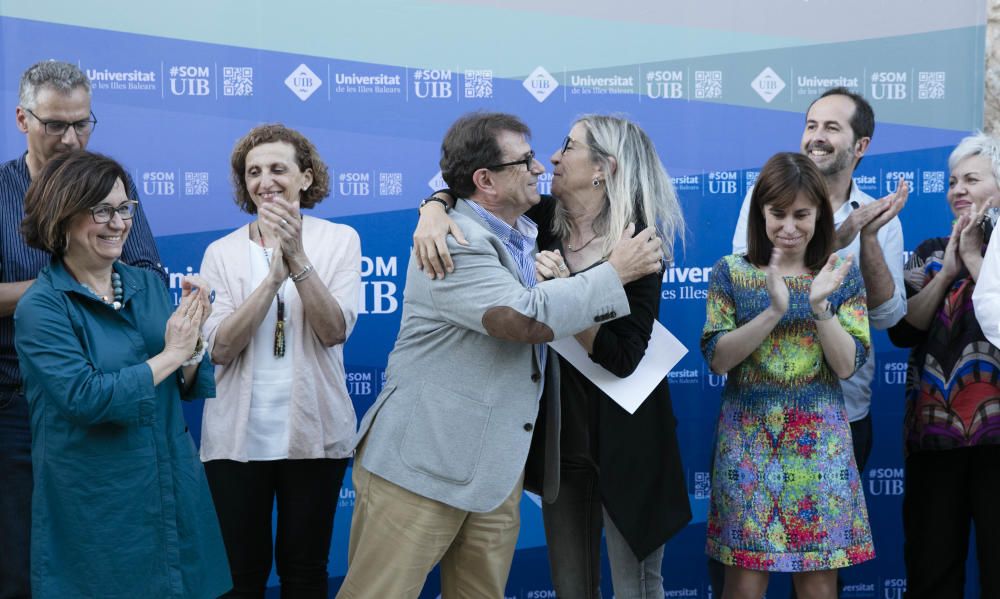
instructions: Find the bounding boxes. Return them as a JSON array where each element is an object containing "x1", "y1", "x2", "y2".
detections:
[
  {"x1": 414, "y1": 114, "x2": 691, "y2": 597},
  {"x1": 888, "y1": 131, "x2": 1000, "y2": 599}
]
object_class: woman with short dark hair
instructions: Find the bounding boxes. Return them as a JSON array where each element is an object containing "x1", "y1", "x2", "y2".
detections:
[
  {"x1": 199, "y1": 124, "x2": 361, "y2": 597},
  {"x1": 702, "y1": 152, "x2": 873, "y2": 599},
  {"x1": 15, "y1": 149, "x2": 229, "y2": 598}
]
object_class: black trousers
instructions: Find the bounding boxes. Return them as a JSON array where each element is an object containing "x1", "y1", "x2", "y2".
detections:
[
  {"x1": 205, "y1": 458, "x2": 348, "y2": 599},
  {"x1": 903, "y1": 445, "x2": 1000, "y2": 599}
]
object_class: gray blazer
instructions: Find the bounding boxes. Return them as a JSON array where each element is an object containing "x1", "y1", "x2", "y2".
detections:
[{"x1": 354, "y1": 200, "x2": 631, "y2": 513}]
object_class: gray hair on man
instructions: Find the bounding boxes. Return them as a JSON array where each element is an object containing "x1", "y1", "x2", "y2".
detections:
[{"x1": 18, "y1": 60, "x2": 91, "y2": 110}]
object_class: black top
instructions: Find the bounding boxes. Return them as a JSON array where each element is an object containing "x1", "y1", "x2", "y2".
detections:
[{"x1": 527, "y1": 195, "x2": 691, "y2": 559}]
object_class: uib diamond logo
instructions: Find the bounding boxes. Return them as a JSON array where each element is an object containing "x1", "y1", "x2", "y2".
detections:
[
  {"x1": 285, "y1": 64, "x2": 322, "y2": 101},
  {"x1": 523, "y1": 66, "x2": 558, "y2": 103},
  {"x1": 751, "y1": 67, "x2": 785, "y2": 103},
  {"x1": 427, "y1": 171, "x2": 447, "y2": 192}
]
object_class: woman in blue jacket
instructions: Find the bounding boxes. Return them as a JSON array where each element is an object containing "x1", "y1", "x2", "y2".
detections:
[{"x1": 14, "y1": 150, "x2": 231, "y2": 598}]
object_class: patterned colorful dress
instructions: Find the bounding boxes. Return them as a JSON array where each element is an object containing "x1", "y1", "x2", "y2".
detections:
[{"x1": 701, "y1": 254, "x2": 875, "y2": 572}]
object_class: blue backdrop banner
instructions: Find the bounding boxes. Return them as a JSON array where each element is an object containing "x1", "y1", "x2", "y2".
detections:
[{"x1": 0, "y1": 1, "x2": 987, "y2": 597}]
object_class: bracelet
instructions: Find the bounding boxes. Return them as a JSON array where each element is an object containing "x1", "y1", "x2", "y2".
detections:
[
  {"x1": 419, "y1": 196, "x2": 450, "y2": 213},
  {"x1": 811, "y1": 301, "x2": 835, "y2": 321},
  {"x1": 290, "y1": 263, "x2": 314, "y2": 282},
  {"x1": 182, "y1": 337, "x2": 205, "y2": 367}
]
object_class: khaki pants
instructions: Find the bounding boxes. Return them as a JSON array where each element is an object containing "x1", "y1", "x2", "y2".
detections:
[{"x1": 336, "y1": 452, "x2": 523, "y2": 598}]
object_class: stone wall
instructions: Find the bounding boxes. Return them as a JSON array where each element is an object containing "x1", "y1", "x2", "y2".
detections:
[{"x1": 987, "y1": 0, "x2": 1000, "y2": 132}]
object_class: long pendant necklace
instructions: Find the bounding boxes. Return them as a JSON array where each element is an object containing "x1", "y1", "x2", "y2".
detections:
[
  {"x1": 82, "y1": 272, "x2": 124, "y2": 310},
  {"x1": 257, "y1": 223, "x2": 286, "y2": 357}
]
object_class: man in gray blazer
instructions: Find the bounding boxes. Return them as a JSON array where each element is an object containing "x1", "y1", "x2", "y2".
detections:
[{"x1": 336, "y1": 112, "x2": 664, "y2": 598}]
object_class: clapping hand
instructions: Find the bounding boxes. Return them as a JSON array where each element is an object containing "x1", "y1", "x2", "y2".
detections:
[
  {"x1": 958, "y1": 200, "x2": 996, "y2": 264},
  {"x1": 810, "y1": 253, "x2": 854, "y2": 310},
  {"x1": 180, "y1": 275, "x2": 213, "y2": 327},
  {"x1": 259, "y1": 196, "x2": 304, "y2": 265},
  {"x1": 164, "y1": 290, "x2": 205, "y2": 359},
  {"x1": 764, "y1": 247, "x2": 790, "y2": 315},
  {"x1": 862, "y1": 179, "x2": 909, "y2": 236},
  {"x1": 940, "y1": 216, "x2": 967, "y2": 281}
]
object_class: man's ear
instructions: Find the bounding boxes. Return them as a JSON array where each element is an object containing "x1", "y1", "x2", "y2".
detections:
[
  {"x1": 15, "y1": 107, "x2": 29, "y2": 134},
  {"x1": 854, "y1": 136, "x2": 871, "y2": 159},
  {"x1": 472, "y1": 168, "x2": 494, "y2": 194}
]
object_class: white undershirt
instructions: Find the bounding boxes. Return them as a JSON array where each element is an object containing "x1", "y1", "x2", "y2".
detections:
[{"x1": 246, "y1": 241, "x2": 294, "y2": 460}]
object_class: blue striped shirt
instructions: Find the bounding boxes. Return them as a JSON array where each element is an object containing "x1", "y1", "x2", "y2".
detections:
[
  {"x1": 466, "y1": 199, "x2": 547, "y2": 367},
  {"x1": 0, "y1": 152, "x2": 166, "y2": 386}
]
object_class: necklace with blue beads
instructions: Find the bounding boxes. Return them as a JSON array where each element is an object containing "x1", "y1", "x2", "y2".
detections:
[{"x1": 82, "y1": 272, "x2": 124, "y2": 310}]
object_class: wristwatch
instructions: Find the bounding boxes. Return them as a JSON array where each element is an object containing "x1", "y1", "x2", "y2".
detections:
[
  {"x1": 419, "y1": 196, "x2": 450, "y2": 213},
  {"x1": 811, "y1": 301, "x2": 835, "y2": 321}
]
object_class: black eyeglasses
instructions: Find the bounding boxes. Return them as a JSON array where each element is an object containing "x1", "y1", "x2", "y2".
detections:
[
  {"x1": 25, "y1": 108, "x2": 98, "y2": 137},
  {"x1": 90, "y1": 201, "x2": 137, "y2": 224},
  {"x1": 486, "y1": 150, "x2": 536, "y2": 172},
  {"x1": 560, "y1": 135, "x2": 602, "y2": 156},
  {"x1": 560, "y1": 136, "x2": 574, "y2": 155}
]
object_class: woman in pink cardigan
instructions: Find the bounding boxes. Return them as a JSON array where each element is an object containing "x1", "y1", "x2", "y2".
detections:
[{"x1": 198, "y1": 124, "x2": 361, "y2": 598}]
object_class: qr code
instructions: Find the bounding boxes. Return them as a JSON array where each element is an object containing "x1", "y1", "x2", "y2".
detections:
[
  {"x1": 464, "y1": 69, "x2": 493, "y2": 98},
  {"x1": 379, "y1": 172, "x2": 403, "y2": 196},
  {"x1": 917, "y1": 72, "x2": 945, "y2": 100},
  {"x1": 223, "y1": 67, "x2": 253, "y2": 96},
  {"x1": 922, "y1": 170, "x2": 945, "y2": 194},
  {"x1": 694, "y1": 70, "x2": 722, "y2": 99},
  {"x1": 694, "y1": 471, "x2": 711, "y2": 500},
  {"x1": 184, "y1": 172, "x2": 209, "y2": 196}
]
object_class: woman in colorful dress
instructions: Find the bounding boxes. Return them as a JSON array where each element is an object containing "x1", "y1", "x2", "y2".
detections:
[
  {"x1": 892, "y1": 132, "x2": 1000, "y2": 599},
  {"x1": 701, "y1": 152, "x2": 874, "y2": 599}
]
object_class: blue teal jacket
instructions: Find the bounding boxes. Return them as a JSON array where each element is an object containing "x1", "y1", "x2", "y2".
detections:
[{"x1": 14, "y1": 260, "x2": 231, "y2": 599}]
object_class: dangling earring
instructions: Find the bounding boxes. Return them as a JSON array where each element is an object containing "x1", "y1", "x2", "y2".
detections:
[{"x1": 592, "y1": 178, "x2": 602, "y2": 188}]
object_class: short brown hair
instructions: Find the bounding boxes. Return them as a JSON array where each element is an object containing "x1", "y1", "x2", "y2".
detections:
[
  {"x1": 230, "y1": 124, "x2": 330, "y2": 214},
  {"x1": 746, "y1": 152, "x2": 834, "y2": 272},
  {"x1": 440, "y1": 112, "x2": 530, "y2": 199},
  {"x1": 21, "y1": 150, "x2": 129, "y2": 257}
]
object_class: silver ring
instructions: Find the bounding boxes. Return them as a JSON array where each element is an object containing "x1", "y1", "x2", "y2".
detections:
[{"x1": 558, "y1": 264, "x2": 567, "y2": 272}]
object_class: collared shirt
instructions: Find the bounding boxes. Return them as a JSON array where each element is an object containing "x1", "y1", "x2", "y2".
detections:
[
  {"x1": 732, "y1": 181, "x2": 907, "y2": 420},
  {"x1": 466, "y1": 200, "x2": 540, "y2": 287},
  {"x1": 466, "y1": 200, "x2": 547, "y2": 368},
  {"x1": 0, "y1": 152, "x2": 166, "y2": 386}
]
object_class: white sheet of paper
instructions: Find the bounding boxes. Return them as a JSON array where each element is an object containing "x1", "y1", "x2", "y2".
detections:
[{"x1": 548, "y1": 321, "x2": 688, "y2": 414}]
